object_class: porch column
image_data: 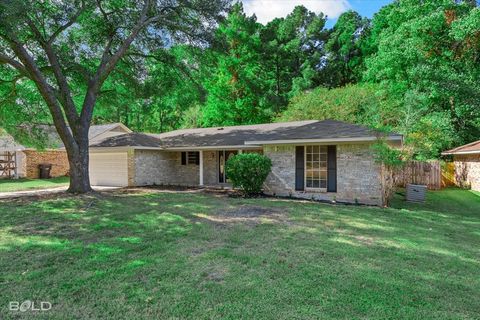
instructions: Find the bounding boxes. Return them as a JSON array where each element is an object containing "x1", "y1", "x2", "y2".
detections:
[{"x1": 199, "y1": 150, "x2": 204, "y2": 186}]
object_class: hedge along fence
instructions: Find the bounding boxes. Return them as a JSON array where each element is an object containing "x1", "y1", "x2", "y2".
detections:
[{"x1": 394, "y1": 160, "x2": 442, "y2": 190}]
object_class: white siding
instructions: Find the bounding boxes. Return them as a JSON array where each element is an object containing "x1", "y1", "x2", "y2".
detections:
[{"x1": 89, "y1": 152, "x2": 128, "y2": 186}]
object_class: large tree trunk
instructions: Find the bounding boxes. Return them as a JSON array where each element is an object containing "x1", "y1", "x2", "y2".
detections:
[{"x1": 66, "y1": 138, "x2": 93, "y2": 193}]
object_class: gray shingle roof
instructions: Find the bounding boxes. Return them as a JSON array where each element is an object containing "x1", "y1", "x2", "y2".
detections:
[
  {"x1": 91, "y1": 120, "x2": 401, "y2": 149},
  {"x1": 90, "y1": 133, "x2": 163, "y2": 148},
  {"x1": 0, "y1": 123, "x2": 130, "y2": 150}
]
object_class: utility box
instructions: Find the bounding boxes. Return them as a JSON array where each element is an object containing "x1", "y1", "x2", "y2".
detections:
[
  {"x1": 38, "y1": 163, "x2": 52, "y2": 179},
  {"x1": 406, "y1": 184, "x2": 427, "y2": 202}
]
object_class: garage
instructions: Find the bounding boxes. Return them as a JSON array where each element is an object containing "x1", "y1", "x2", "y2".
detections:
[{"x1": 89, "y1": 152, "x2": 128, "y2": 187}]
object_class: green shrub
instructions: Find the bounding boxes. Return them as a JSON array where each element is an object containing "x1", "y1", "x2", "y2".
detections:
[{"x1": 225, "y1": 153, "x2": 272, "y2": 196}]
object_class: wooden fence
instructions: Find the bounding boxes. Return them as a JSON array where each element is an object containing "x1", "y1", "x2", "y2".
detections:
[{"x1": 394, "y1": 160, "x2": 442, "y2": 190}]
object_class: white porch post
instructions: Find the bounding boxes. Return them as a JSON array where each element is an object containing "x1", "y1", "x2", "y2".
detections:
[
  {"x1": 199, "y1": 150, "x2": 204, "y2": 186},
  {"x1": 238, "y1": 149, "x2": 243, "y2": 154}
]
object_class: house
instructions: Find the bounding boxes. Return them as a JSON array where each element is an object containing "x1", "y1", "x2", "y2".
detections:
[
  {"x1": 89, "y1": 120, "x2": 402, "y2": 206},
  {"x1": 0, "y1": 123, "x2": 131, "y2": 179},
  {"x1": 442, "y1": 140, "x2": 480, "y2": 191}
]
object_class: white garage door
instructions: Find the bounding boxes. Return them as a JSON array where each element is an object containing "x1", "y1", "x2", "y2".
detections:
[{"x1": 89, "y1": 152, "x2": 128, "y2": 187}]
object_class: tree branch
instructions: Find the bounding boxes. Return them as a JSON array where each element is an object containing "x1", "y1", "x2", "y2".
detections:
[
  {"x1": 47, "y1": 0, "x2": 86, "y2": 44},
  {"x1": 0, "y1": 53, "x2": 31, "y2": 79},
  {"x1": 25, "y1": 15, "x2": 80, "y2": 129},
  {"x1": 2, "y1": 32, "x2": 76, "y2": 151},
  {"x1": 80, "y1": 0, "x2": 154, "y2": 125}
]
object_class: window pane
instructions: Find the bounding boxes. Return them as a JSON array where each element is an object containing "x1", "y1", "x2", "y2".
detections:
[
  {"x1": 320, "y1": 180, "x2": 327, "y2": 188},
  {"x1": 305, "y1": 145, "x2": 328, "y2": 189},
  {"x1": 320, "y1": 171, "x2": 327, "y2": 179}
]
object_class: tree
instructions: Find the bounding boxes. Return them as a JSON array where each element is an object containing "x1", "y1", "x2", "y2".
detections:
[
  {"x1": 364, "y1": 0, "x2": 480, "y2": 158},
  {"x1": 0, "y1": 0, "x2": 229, "y2": 193},
  {"x1": 324, "y1": 10, "x2": 370, "y2": 87},
  {"x1": 278, "y1": 83, "x2": 397, "y2": 130},
  {"x1": 261, "y1": 6, "x2": 328, "y2": 110},
  {"x1": 201, "y1": 3, "x2": 272, "y2": 126}
]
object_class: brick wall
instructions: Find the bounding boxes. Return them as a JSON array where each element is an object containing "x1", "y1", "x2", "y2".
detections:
[
  {"x1": 23, "y1": 150, "x2": 69, "y2": 179},
  {"x1": 263, "y1": 143, "x2": 383, "y2": 206},
  {"x1": 454, "y1": 154, "x2": 480, "y2": 191},
  {"x1": 134, "y1": 150, "x2": 219, "y2": 187}
]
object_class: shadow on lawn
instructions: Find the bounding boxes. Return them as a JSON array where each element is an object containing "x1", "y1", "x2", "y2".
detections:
[{"x1": 0, "y1": 190, "x2": 478, "y2": 318}]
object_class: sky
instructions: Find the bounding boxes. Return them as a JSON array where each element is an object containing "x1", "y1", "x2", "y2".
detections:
[{"x1": 242, "y1": 0, "x2": 394, "y2": 27}]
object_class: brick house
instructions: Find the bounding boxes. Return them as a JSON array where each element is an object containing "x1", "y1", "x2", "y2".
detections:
[
  {"x1": 0, "y1": 123, "x2": 131, "y2": 179},
  {"x1": 442, "y1": 140, "x2": 480, "y2": 191},
  {"x1": 89, "y1": 120, "x2": 403, "y2": 206}
]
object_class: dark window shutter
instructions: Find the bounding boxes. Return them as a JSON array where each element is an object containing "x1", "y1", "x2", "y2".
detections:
[
  {"x1": 327, "y1": 145, "x2": 337, "y2": 192},
  {"x1": 181, "y1": 152, "x2": 186, "y2": 165},
  {"x1": 195, "y1": 152, "x2": 200, "y2": 165},
  {"x1": 295, "y1": 146, "x2": 305, "y2": 191}
]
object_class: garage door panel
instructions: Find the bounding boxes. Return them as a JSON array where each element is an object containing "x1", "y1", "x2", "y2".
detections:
[{"x1": 89, "y1": 152, "x2": 128, "y2": 187}]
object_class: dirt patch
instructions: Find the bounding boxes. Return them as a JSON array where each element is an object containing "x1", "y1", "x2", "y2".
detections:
[
  {"x1": 222, "y1": 205, "x2": 280, "y2": 217},
  {"x1": 199, "y1": 205, "x2": 290, "y2": 225}
]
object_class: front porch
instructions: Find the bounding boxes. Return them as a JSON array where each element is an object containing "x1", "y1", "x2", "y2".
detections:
[{"x1": 132, "y1": 147, "x2": 262, "y2": 188}]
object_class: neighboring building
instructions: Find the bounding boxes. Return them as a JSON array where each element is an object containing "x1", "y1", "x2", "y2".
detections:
[
  {"x1": 442, "y1": 140, "x2": 480, "y2": 191},
  {"x1": 89, "y1": 120, "x2": 402, "y2": 206},
  {"x1": 0, "y1": 123, "x2": 131, "y2": 179}
]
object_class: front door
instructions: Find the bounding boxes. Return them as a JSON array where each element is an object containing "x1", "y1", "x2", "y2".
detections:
[{"x1": 218, "y1": 150, "x2": 237, "y2": 183}]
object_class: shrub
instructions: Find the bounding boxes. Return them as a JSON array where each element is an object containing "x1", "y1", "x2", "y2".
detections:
[
  {"x1": 371, "y1": 141, "x2": 407, "y2": 207},
  {"x1": 225, "y1": 153, "x2": 272, "y2": 196}
]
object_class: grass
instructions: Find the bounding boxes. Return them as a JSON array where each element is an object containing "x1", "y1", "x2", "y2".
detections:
[
  {"x1": 0, "y1": 187, "x2": 478, "y2": 319},
  {"x1": 0, "y1": 176, "x2": 69, "y2": 193}
]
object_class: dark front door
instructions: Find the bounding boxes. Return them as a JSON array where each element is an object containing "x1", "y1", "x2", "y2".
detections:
[{"x1": 218, "y1": 150, "x2": 237, "y2": 183}]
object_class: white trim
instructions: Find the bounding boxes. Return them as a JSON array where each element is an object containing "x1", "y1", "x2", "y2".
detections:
[
  {"x1": 199, "y1": 150, "x2": 204, "y2": 186},
  {"x1": 89, "y1": 147, "x2": 134, "y2": 153},
  {"x1": 245, "y1": 136, "x2": 403, "y2": 145},
  {"x1": 162, "y1": 145, "x2": 262, "y2": 151},
  {"x1": 442, "y1": 150, "x2": 480, "y2": 155}
]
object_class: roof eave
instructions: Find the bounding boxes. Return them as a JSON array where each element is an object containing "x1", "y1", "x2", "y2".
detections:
[
  {"x1": 244, "y1": 135, "x2": 403, "y2": 145},
  {"x1": 441, "y1": 150, "x2": 480, "y2": 156}
]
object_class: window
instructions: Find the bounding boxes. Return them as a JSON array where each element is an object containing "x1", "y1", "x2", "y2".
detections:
[
  {"x1": 305, "y1": 145, "x2": 327, "y2": 189},
  {"x1": 181, "y1": 151, "x2": 199, "y2": 165}
]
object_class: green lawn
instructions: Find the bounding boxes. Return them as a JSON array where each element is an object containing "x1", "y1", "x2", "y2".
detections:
[
  {"x1": 0, "y1": 188, "x2": 478, "y2": 319},
  {"x1": 0, "y1": 176, "x2": 69, "y2": 193}
]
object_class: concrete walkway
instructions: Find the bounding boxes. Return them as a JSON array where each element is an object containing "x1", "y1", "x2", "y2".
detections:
[{"x1": 0, "y1": 186, "x2": 121, "y2": 199}]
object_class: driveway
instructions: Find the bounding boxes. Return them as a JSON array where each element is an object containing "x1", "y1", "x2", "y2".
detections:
[{"x1": 0, "y1": 185, "x2": 121, "y2": 199}]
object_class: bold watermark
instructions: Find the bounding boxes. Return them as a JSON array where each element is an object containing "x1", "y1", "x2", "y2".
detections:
[{"x1": 9, "y1": 300, "x2": 51, "y2": 312}]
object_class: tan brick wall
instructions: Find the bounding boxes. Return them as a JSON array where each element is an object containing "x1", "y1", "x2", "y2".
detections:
[
  {"x1": 454, "y1": 154, "x2": 480, "y2": 191},
  {"x1": 263, "y1": 143, "x2": 383, "y2": 206},
  {"x1": 127, "y1": 149, "x2": 135, "y2": 187},
  {"x1": 24, "y1": 150, "x2": 69, "y2": 179},
  {"x1": 134, "y1": 150, "x2": 220, "y2": 187}
]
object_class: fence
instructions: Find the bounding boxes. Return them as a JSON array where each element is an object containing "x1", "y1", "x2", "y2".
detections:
[{"x1": 395, "y1": 160, "x2": 442, "y2": 190}]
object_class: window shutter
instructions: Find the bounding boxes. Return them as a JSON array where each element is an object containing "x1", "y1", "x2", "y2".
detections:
[
  {"x1": 181, "y1": 152, "x2": 186, "y2": 165},
  {"x1": 327, "y1": 145, "x2": 337, "y2": 192},
  {"x1": 195, "y1": 152, "x2": 200, "y2": 165},
  {"x1": 295, "y1": 146, "x2": 305, "y2": 191}
]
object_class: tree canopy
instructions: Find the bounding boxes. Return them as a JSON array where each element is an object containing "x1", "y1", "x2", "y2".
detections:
[{"x1": 1, "y1": 0, "x2": 479, "y2": 168}]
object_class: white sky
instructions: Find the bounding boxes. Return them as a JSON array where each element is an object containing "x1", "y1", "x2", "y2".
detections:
[{"x1": 241, "y1": 0, "x2": 352, "y2": 24}]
